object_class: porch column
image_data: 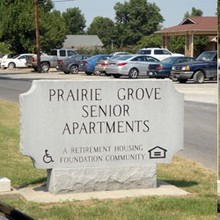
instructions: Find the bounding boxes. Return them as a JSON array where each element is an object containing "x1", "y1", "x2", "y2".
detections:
[
  {"x1": 162, "y1": 35, "x2": 169, "y2": 49},
  {"x1": 185, "y1": 33, "x2": 194, "y2": 57}
]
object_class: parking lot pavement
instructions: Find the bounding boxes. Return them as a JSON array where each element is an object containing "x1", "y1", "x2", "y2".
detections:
[
  {"x1": 0, "y1": 68, "x2": 218, "y2": 104},
  {"x1": 173, "y1": 81, "x2": 217, "y2": 104}
]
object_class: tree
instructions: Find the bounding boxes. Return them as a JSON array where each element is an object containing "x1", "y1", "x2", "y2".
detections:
[
  {"x1": 39, "y1": 10, "x2": 67, "y2": 52},
  {"x1": 138, "y1": 34, "x2": 162, "y2": 49},
  {"x1": 184, "y1": 7, "x2": 203, "y2": 18},
  {"x1": 87, "y1": 17, "x2": 116, "y2": 47},
  {"x1": 114, "y1": 0, "x2": 164, "y2": 47},
  {"x1": 62, "y1": 8, "x2": 86, "y2": 34},
  {"x1": 0, "y1": 0, "x2": 67, "y2": 54}
]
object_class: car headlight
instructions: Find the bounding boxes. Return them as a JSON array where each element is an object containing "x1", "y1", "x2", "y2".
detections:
[{"x1": 182, "y1": 66, "x2": 190, "y2": 71}]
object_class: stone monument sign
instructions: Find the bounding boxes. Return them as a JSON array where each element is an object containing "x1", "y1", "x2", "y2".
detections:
[{"x1": 20, "y1": 79, "x2": 183, "y2": 193}]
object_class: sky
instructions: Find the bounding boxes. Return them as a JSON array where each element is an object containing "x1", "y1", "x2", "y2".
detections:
[{"x1": 53, "y1": 0, "x2": 217, "y2": 29}]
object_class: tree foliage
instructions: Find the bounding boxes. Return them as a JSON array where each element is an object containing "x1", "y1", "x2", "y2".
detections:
[
  {"x1": 138, "y1": 34, "x2": 162, "y2": 49},
  {"x1": 0, "y1": 0, "x2": 213, "y2": 55},
  {"x1": 87, "y1": 17, "x2": 116, "y2": 47},
  {"x1": 0, "y1": 0, "x2": 67, "y2": 53},
  {"x1": 62, "y1": 8, "x2": 86, "y2": 34},
  {"x1": 39, "y1": 10, "x2": 67, "y2": 52},
  {"x1": 114, "y1": 0, "x2": 164, "y2": 47},
  {"x1": 184, "y1": 7, "x2": 203, "y2": 18}
]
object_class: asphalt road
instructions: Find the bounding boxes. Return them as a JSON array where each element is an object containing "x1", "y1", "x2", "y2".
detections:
[
  {"x1": 179, "y1": 101, "x2": 217, "y2": 170},
  {"x1": 0, "y1": 77, "x2": 31, "y2": 103},
  {"x1": 0, "y1": 72, "x2": 217, "y2": 170}
]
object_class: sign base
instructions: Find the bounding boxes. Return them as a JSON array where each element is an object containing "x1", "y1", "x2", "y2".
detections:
[{"x1": 47, "y1": 165, "x2": 156, "y2": 194}]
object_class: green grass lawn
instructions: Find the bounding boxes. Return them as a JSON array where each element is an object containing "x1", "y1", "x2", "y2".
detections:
[{"x1": 0, "y1": 100, "x2": 217, "y2": 220}]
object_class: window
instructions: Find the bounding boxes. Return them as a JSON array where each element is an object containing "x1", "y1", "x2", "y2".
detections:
[
  {"x1": 67, "y1": 50, "x2": 77, "y2": 56},
  {"x1": 19, "y1": 55, "x2": 26, "y2": 59},
  {"x1": 154, "y1": 49, "x2": 171, "y2": 55},
  {"x1": 59, "y1": 50, "x2": 66, "y2": 57},
  {"x1": 138, "y1": 50, "x2": 150, "y2": 55},
  {"x1": 146, "y1": 57, "x2": 158, "y2": 62},
  {"x1": 132, "y1": 56, "x2": 145, "y2": 61}
]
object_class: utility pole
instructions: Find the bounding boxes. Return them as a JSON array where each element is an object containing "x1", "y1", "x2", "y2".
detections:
[{"x1": 34, "y1": 0, "x2": 41, "y2": 72}]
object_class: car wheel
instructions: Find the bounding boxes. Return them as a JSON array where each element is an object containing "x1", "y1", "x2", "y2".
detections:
[
  {"x1": 70, "y1": 65, "x2": 79, "y2": 74},
  {"x1": 193, "y1": 70, "x2": 204, "y2": 83},
  {"x1": 8, "y1": 62, "x2": 16, "y2": 69},
  {"x1": 64, "y1": 71, "x2": 70, "y2": 74},
  {"x1": 85, "y1": 71, "x2": 92, "y2": 75},
  {"x1": 112, "y1": 74, "x2": 121, "y2": 78},
  {"x1": 41, "y1": 62, "x2": 50, "y2": 73},
  {"x1": 178, "y1": 79, "x2": 187, "y2": 83},
  {"x1": 94, "y1": 70, "x2": 101, "y2": 75},
  {"x1": 33, "y1": 67, "x2": 38, "y2": 72},
  {"x1": 128, "y1": 68, "x2": 138, "y2": 79}
]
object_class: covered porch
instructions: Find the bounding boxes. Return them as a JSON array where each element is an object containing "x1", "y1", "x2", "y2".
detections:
[{"x1": 156, "y1": 16, "x2": 217, "y2": 57}]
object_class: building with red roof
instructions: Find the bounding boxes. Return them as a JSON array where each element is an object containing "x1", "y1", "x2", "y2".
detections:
[{"x1": 156, "y1": 16, "x2": 217, "y2": 56}]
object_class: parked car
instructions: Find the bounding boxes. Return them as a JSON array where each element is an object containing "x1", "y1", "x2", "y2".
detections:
[
  {"x1": 136, "y1": 48, "x2": 184, "y2": 60},
  {"x1": 31, "y1": 48, "x2": 78, "y2": 72},
  {"x1": 57, "y1": 54, "x2": 89, "y2": 74},
  {"x1": 94, "y1": 52, "x2": 132, "y2": 75},
  {"x1": 79, "y1": 54, "x2": 112, "y2": 75},
  {"x1": 94, "y1": 55, "x2": 113, "y2": 75},
  {"x1": 148, "y1": 56, "x2": 195, "y2": 78},
  {"x1": 170, "y1": 51, "x2": 217, "y2": 83},
  {"x1": 105, "y1": 54, "x2": 159, "y2": 79},
  {"x1": 1, "y1": 53, "x2": 34, "y2": 69},
  {"x1": 0, "y1": 54, "x2": 9, "y2": 68},
  {"x1": 109, "y1": 51, "x2": 130, "y2": 56}
]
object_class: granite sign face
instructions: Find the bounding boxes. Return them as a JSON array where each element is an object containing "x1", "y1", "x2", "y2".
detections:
[
  {"x1": 20, "y1": 79, "x2": 184, "y2": 193},
  {"x1": 20, "y1": 79, "x2": 183, "y2": 168}
]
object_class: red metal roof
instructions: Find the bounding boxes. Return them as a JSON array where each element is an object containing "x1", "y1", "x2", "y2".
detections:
[{"x1": 157, "y1": 16, "x2": 217, "y2": 35}]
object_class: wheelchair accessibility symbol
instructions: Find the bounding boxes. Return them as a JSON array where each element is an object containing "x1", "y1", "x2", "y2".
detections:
[{"x1": 43, "y1": 149, "x2": 54, "y2": 163}]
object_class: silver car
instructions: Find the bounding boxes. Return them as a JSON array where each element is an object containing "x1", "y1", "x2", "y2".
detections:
[
  {"x1": 94, "y1": 52, "x2": 130, "y2": 75},
  {"x1": 106, "y1": 54, "x2": 159, "y2": 78}
]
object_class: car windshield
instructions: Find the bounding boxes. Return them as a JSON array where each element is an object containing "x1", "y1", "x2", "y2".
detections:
[
  {"x1": 110, "y1": 55, "x2": 121, "y2": 60},
  {"x1": 87, "y1": 55, "x2": 103, "y2": 61},
  {"x1": 68, "y1": 55, "x2": 79, "y2": 59},
  {"x1": 110, "y1": 52, "x2": 129, "y2": 56},
  {"x1": 161, "y1": 57, "x2": 174, "y2": 64},
  {"x1": 116, "y1": 55, "x2": 134, "y2": 60},
  {"x1": 97, "y1": 56, "x2": 112, "y2": 61},
  {"x1": 12, "y1": 54, "x2": 20, "y2": 59},
  {"x1": 196, "y1": 52, "x2": 215, "y2": 61}
]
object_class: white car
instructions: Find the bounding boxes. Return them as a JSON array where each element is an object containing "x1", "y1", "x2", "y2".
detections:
[
  {"x1": 106, "y1": 54, "x2": 159, "y2": 78},
  {"x1": 136, "y1": 48, "x2": 184, "y2": 61},
  {"x1": 0, "y1": 54, "x2": 9, "y2": 68},
  {"x1": 1, "y1": 53, "x2": 35, "y2": 69}
]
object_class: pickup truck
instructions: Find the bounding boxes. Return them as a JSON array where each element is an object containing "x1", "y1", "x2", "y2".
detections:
[
  {"x1": 30, "y1": 48, "x2": 78, "y2": 72},
  {"x1": 170, "y1": 51, "x2": 217, "y2": 83}
]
